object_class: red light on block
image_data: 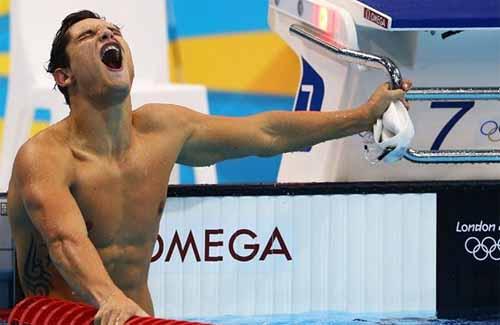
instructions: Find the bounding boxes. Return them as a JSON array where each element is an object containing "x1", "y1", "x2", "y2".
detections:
[
  {"x1": 318, "y1": 6, "x2": 330, "y2": 31},
  {"x1": 313, "y1": 5, "x2": 336, "y2": 34}
]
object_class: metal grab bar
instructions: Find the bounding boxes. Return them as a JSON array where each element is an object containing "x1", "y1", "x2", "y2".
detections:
[
  {"x1": 407, "y1": 87, "x2": 500, "y2": 101},
  {"x1": 289, "y1": 23, "x2": 500, "y2": 164},
  {"x1": 404, "y1": 149, "x2": 500, "y2": 164},
  {"x1": 289, "y1": 24, "x2": 403, "y2": 89}
]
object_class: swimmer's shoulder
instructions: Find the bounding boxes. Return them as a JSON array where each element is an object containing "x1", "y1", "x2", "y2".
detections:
[
  {"x1": 12, "y1": 120, "x2": 74, "y2": 185},
  {"x1": 8, "y1": 121, "x2": 73, "y2": 229},
  {"x1": 133, "y1": 103, "x2": 200, "y2": 134}
]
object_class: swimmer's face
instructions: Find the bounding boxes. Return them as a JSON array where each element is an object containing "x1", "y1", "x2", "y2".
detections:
[{"x1": 59, "y1": 18, "x2": 135, "y2": 104}]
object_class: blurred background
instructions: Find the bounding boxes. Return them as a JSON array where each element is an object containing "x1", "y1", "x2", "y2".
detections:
[{"x1": 0, "y1": 0, "x2": 300, "y2": 184}]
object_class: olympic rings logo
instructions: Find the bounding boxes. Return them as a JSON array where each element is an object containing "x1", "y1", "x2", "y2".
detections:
[
  {"x1": 480, "y1": 120, "x2": 500, "y2": 142},
  {"x1": 464, "y1": 237, "x2": 500, "y2": 261}
]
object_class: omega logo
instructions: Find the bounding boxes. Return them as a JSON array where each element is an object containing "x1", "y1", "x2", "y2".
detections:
[{"x1": 151, "y1": 227, "x2": 292, "y2": 263}]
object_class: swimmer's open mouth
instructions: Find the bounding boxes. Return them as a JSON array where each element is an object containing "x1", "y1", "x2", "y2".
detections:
[{"x1": 100, "y1": 43, "x2": 123, "y2": 70}]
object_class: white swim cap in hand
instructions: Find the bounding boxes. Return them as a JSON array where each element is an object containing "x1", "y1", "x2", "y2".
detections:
[{"x1": 362, "y1": 100, "x2": 415, "y2": 164}]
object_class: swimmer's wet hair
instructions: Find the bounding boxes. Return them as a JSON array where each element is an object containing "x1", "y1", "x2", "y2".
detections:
[{"x1": 47, "y1": 10, "x2": 103, "y2": 105}]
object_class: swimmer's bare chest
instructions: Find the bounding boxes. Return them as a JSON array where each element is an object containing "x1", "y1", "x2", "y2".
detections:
[{"x1": 70, "y1": 133, "x2": 177, "y2": 283}]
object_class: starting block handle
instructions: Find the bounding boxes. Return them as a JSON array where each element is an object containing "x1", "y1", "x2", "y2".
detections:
[
  {"x1": 289, "y1": 23, "x2": 500, "y2": 164},
  {"x1": 290, "y1": 24, "x2": 500, "y2": 101},
  {"x1": 289, "y1": 23, "x2": 403, "y2": 89}
]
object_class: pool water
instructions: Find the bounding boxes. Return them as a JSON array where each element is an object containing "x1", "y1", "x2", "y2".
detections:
[{"x1": 195, "y1": 311, "x2": 500, "y2": 325}]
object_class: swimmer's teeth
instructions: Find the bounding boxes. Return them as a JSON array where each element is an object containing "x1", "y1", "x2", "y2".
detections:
[{"x1": 107, "y1": 45, "x2": 119, "y2": 54}]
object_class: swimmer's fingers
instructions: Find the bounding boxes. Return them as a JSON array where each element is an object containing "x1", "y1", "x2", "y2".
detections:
[
  {"x1": 95, "y1": 306, "x2": 129, "y2": 325},
  {"x1": 106, "y1": 310, "x2": 119, "y2": 325},
  {"x1": 388, "y1": 88, "x2": 406, "y2": 102},
  {"x1": 94, "y1": 290, "x2": 146, "y2": 325},
  {"x1": 401, "y1": 99, "x2": 410, "y2": 110},
  {"x1": 94, "y1": 308, "x2": 103, "y2": 325},
  {"x1": 386, "y1": 88, "x2": 408, "y2": 110},
  {"x1": 389, "y1": 79, "x2": 412, "y2": 110},
  {"x1": 107, "y1": 310, "x2": 127, "y2": 325},
  {"x1": 94, "y1": 296, "x2": 115, "y2": 325},
  {"x1": 94, "y1": 308, "x2": 115, "y2": 325},
  {"x1": 364, "y1": 80, "x2": 413, "y2": 124},
  {"x1": 93, "y1": 310, "x2": 104, "y2": 325},
  {"x1": 401, "y1": 79, "x2": 412, "y2": 110},
  {"x1": 117, "y1": 306, "x2": 149, "y2": 324},
  {"x1": 394, "y1": 91, "x2": 411, "y2": 110},
  {"x1": 402, "y1": 80, "x2": 412, "y2": 91},
  {"x1": 380, "y1": 79, "x2": 412, "y2": 92}
]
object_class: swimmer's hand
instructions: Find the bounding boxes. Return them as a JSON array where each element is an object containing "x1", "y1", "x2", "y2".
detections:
[
  {"x1": 361, "y1": 80, "x2": 412, "y2": 127},
  {"x1": 94, "y1": 290, "x2": 149, "y2": 325}
]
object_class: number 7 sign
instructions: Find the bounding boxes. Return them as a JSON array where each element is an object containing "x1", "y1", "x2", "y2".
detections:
[{"x1": 294, "y1": 58, "x2": 325, "y2": 113}]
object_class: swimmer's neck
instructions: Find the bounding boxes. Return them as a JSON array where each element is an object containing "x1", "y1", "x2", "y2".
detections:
[{"x1": 67, "y1": 95, "x2": 134, "y2": 158}]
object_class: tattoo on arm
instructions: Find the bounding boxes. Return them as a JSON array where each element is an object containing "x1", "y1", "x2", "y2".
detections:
[{"x1": 22, "y1": 236, "x2": 52, "y2": 296}]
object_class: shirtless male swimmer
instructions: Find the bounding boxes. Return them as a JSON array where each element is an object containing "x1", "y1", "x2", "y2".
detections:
[{"x1": 7, "y1": 10, "x2": 412, "y2": 325}]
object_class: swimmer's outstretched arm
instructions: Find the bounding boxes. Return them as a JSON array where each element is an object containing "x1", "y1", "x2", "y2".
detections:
[
  {"x1": 172, "y1": 81, "x2": 410, "y2": 166},
  {"x1": 11, "y1": 142, "x2": 147, "y2": 325}
]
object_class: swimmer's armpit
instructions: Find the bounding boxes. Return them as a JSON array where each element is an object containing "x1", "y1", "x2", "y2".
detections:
[{"x1": 22, "y1": 235, "x2": 53, "y2": 296}]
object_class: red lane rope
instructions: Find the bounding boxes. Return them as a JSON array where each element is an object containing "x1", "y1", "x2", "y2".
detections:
[
  {"x1": 69, "y1": 308, "x2": 96, "y2": 325},
  {"x1": 31, "y1": 299, "x2": 64, "y2": 324},
  {"x1": 44, "y1": 300, "x2": 73, "y2": 325},
  {"x1": 5, "y1": 296, "x2": 212, "y2": 325}
]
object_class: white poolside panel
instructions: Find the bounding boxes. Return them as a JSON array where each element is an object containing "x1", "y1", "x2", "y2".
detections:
[
  {"x1": 161, "y1": 197, "x2": 184, "y2": 318},
  {"x1": 237, "y1": 196, "x2": 253, "y2": 313},
  {"x1": 200, "y1": 198, "x2": 221, "y2": 317},
  {"x1": 310, "y1": 195, "x2": 330, "y2": 311},
  {"x1": 218, "y1": 197, "x2": 239, "y2": 317},
  {"x1": 291, "y1": 196, "x2": 312, "y2": 312},
  {"x1": 364, "y1": 194, "x2": 384, "y2": 312},
  {"x1": 255, "y1": 196, "x2": 276, "y2": 316},
  {"x1": 421, "y1": 194, "x2": 437, "y2": 311},
  {"x1": 182, "y1": 197, "x2": 203, "y2": 317},
  {"x1": 273, "y1": 196, "x2": 294, "y2": 315},
  {"x1": 149, "y1": 196, "x2": 178, "y2": 317},
  {"x1": 329, "y1": 195, "x2": 348, "y2": 311},
  {"x1": 150, "y1": 193, "x2": 437, "y2": 319},
  {"x1": 382, "y1": 194, "x2": 404, "y2": 311},
  {"x1": 402, "y1": 194, "x2": 421, "y2": 311},
  {"x1": 345, "y1": 195, "x2": 360, "y2": 311}
]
